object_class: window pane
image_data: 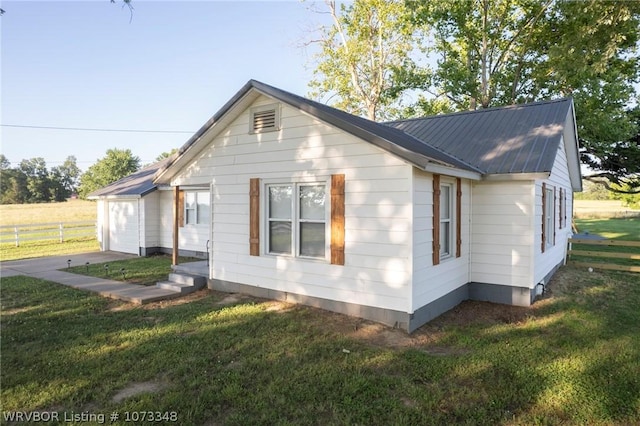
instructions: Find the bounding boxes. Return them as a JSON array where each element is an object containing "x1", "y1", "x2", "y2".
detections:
[
  {"x1": 269, "y1": 186, "x2": 292, "y2": 219},
  {"x1": 186, "y1": 192, "x2": 196, "y2": 209},
  {"x1": 300, "y1": 185, "x2": 325, "y2": 220},
  {"x1": 197, "y1": 192, "x2": 210, "y2": 224},
  {"x1": 440, "y1": 222, "x2": 450, "y2": 256},
  {"x1": 440, "y1": 185, "x2": 450, "y2": 219},
  {"x1": 186, "y1": 209, "x2": 196, "y2": 225},
  {"x1": 269, "y1": 221, "x2": 292, "y2": 254},
  {"x1": 300, "y1": 222, "x2": 325, "y2": 257}
]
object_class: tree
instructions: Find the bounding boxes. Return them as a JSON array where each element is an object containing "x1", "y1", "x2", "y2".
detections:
[
  {"x1": 408, "y1": 0, "x2": 640, "y2": 192},
  {"x1": 54, "y1": 156, "x2": 81, "y2": 196},
  {"x1": 155, "y1": 148, "x2": 178, "y2": 162},
  {"x1": 309, "y1": 0, "x2": 639, "y2": 191},
  {"x1": 19, "y1": 158, "x2": 51, "y2": 203},
  {"x1": 78, "y1": 148, "x2": 140, "y2": 199},
  {"x1": 308, "y1": 0, "x2": 426, "y2": 121}
]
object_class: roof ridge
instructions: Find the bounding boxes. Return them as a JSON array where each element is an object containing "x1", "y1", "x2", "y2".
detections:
[{"x1": 385, "y1": 97, "x2": 572, "y2": 124}]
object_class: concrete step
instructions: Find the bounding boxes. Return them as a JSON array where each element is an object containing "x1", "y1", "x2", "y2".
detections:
[
  {"x1": 168, "y1": 272, "x2": 206, "y2": 287},
  {"x1": 156, "y1": 281, "x2": 200, "y2": 295}
]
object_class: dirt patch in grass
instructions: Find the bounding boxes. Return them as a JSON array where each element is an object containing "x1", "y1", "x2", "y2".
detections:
[
  {"x1": 111, "y1": 381, "x2": 166, "y2": 403},
  {"x1": 107, "y1": 287, "x2": 534, "y2": 351}
]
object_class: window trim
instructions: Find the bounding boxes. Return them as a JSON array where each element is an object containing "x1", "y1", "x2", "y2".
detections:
[
  {"x1": 542, "y1": 183, "x2": 555, "y2": 252},
  {"x1": 433, "y1": 174, "x2": 460, "y2": 265},
  {"x1": 439, "y1": 181, "x2": 454, "y2": 260},
  {"x1": 264, "y1": 179, "x2": 329, "y2": 261},
  {"x1": 249, "y1": 103, "x2": 281, "y2": 134},
  {"x1": 184, "y1": 190, "x2": 210, "y2": 226}
]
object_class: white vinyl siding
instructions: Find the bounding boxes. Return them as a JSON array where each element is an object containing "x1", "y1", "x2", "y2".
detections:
[
  {"x1": 107, "y1": 200, "x2": 140, "y2": 254},
  {"x1": 141, "y1": 191, "x2": 160, "y2": 248},
  {"x1": 534, "y1": 132, "x2": 573, "y2": 285},
  {"x1": 158, "y1": 189, "x2": 211, "y2": 253},
  {"x1": 411, "y1": 170, "x2": 470, "y2": 312},
  {"x1": 470, "y1": 181, "x2": 534, "y2": 288},
  {"x1": 173, "y1": 95, "x2": 412, "y2": 313}
]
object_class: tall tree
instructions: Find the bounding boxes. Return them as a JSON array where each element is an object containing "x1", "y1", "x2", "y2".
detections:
[
  {"x1": 308, "y1": 0, "x2": 426, "y2": 121},
  {"x1": 307, "y1": 0, "x2": 639, "y2": 191},
  {"x1": 19, "y1": 158, "x2": 51, "y2": 203},
  {"x1": 78, "y1": 148, "x2": 140, "y2": 199},
  {"x1": 54, "y1": 156, "x2": 81, "y2": 197}
]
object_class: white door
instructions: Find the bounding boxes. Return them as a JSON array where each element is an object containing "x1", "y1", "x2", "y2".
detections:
[{"x1": 108, "y1": 200, "x2": 139, "y2": 254}]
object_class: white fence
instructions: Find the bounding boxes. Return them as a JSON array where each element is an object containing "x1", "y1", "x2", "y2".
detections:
[{"x1": 0, "y1": 221, "x2": 96, "y2": 246}]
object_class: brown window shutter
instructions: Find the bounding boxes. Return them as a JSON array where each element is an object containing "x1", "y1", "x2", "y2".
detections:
[
  {"x1": 456, "y1": 178, "x2": 462, "y2": 258},
  {"x1": 563, "y1": 189, "x2": 567, "y2": 228},
  {"x1": 178, "y1": 190, "x2": 185, "y2": 228},
  {"x1": 558, "y1": 188, "x2": 563, "y2": 229},
  {"x1": 249, "y1": 178, "x2": 260, "y2": 256},
  {"x1": 553, "y1": 186, "x2": 556, "y2": 245},
  {"x1": 331, "y1": 174, "x2": 345, "y2": 265},
  {"x1": 432, "y1": 174, "x2": 441, "y2": 265},
  {"x1": 541, "y1": 183, "x2": 546, "y2": 253}
]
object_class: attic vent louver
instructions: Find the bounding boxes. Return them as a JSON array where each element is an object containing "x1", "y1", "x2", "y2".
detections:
[{"x1": 250, "y1": 104, "x2": 280, "y2": 134}]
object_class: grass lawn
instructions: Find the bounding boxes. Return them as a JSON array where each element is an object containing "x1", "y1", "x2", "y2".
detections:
[
  {"x1": 66, "y1": 254, "x2": 201, "y2": 286},
  {"x1": 0, "y1": 199, "x2": 96, "y2": 225},
  {"x1": 2, "y1": 266, "x2": 639, "y2": 424},
  {"x1": 0, "y1": 237, "x2": 99, "y2": 262},
  {"x1": 0, "y1": 200, "x2": 98, "y2": 261},
  {"x1": 572, "y1": 217, "x2": 640, "y2": 271}
]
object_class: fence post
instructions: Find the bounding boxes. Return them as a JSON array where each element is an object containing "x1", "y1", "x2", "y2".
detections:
[
  {"x1": 59, "y1": 223, "x2": 64, "y2": 243},
  {"x1": 14, "y1": 226, "x2": 19, "y2": 247}
]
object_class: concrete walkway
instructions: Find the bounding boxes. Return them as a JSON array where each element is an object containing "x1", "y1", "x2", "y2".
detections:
[{"x1": 0, "y1": 252, "x2": 184, "y2": 304}]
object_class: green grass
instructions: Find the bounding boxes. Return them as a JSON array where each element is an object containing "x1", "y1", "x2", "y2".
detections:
[
  {"x1": 66, "y1": 255, "x2": 200, "y2": 286},
  {"x1": 0, "y1": 237, "x2": 100, "y2": 262},
  {"x1": 0, "y1": 200, "x2": 98, "y2": 261},
  {"x1": 571, "y1": 217, "x2": 640, "y2": 270},
  {"x1": 0, "y1": 199, "x2": 96, "y2": 225},
  {"x1": 575, "y1": 217, "x2": 640, "y2": 241},
  {"x1": 2, "y1": 267, "x2": 639, "y2": 425}
]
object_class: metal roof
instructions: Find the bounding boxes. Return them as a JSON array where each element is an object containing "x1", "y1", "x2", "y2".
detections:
[
  {"x1": 157, "y1": 80, "x2": 482, "y2": 181},
  {"x1": 87, "y1": 157, "x2": 173, "y2": 198},
  {"x1": 385, "y1": 98, "x2": 573, "y2": 175}
]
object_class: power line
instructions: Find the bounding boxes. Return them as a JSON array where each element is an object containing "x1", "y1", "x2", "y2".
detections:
[{"x1": 1, "y1": 124, "x2": 193, "y2": 134}]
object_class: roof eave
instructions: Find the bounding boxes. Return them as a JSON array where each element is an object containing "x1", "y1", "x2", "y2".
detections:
[{"x1": 483, "y1": 172, "x2": 550, "y2": 181}]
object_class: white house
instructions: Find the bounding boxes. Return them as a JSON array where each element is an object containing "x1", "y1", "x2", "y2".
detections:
[{"x1": 92, "y1": 80, "x2": 582, "y2": 332}]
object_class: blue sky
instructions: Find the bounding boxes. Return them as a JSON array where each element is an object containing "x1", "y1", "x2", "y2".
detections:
[{"x1": 1, "y1": 1, "x2": 328, "y2": 170}]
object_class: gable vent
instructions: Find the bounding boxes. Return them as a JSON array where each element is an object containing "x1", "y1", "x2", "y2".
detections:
[
  {"x1": 250, "y1": 103, "x2": 280, "y2": 134},
  {"x1": 253, "y1": 109, "x2": 276, "y2": 131}
]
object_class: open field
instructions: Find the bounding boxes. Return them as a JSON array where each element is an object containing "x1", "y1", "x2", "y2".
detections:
[
  {"x1": 0, "y1": 199, "x2": 96, "y2": 225},
  {"x1": 0, "y1": 200, "x2": 98, "y2": 261},
  {"x1": 574, "y1": 199, "x2": 640, "y2": 219},
  {"x1": 2, "y1": 263, "x2": 639, "y2": 425}
]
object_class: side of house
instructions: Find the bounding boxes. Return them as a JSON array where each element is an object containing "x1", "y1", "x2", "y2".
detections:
[{"x1": 169, "y1": 94, "x2": 419, "y2": 326}]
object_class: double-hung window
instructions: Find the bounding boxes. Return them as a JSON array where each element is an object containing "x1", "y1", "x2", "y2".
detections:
[
  {"x1": 185, "y1": 191, "x2": 210, "y2": 225},
  {"x1": 439, "y1": 183, "x2": 453, "y2": 258},
  {"x1": 267, "y1": 183, "x2": 327, "y2": 259}
]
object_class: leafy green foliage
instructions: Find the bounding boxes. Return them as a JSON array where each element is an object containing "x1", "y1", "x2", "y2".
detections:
[
  {"x1": 0, "y1": 155, "x2": 80, "y2": 204},
  {"x1": 308, "y1": 0, "x2": 426, "y2": 120},
  {"x1": 77, "y1": 148, "x2": 140, "y2": 199},
  {"x1": 310, "y1": 0, "x2": 640, "y2": 191}
]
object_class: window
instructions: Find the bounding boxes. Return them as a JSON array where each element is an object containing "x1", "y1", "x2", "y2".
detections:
[
  {"x1": 185, "y1": 191, "x2": 210, "y2": 225},
  {"x1": 541, "y1": 183, "x2": 555, "y2": 251},
  {"x1": 433, "y1": 175, "x2": 461, "y2": 265},
  {"x1": 440, "y1": 183, "x2": 453, "y2": 258},
  {"x1": 266, "y1": 183, "x2": 326, "y2": 258},
  {"x1": 250, "y1": 103, "x2": 280, "y2": 134}
]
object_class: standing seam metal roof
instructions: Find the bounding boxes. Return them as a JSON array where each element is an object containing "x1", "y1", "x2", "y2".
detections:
[{"x1": 385, "y1": 98, "x2": 572, "y2": 175}]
